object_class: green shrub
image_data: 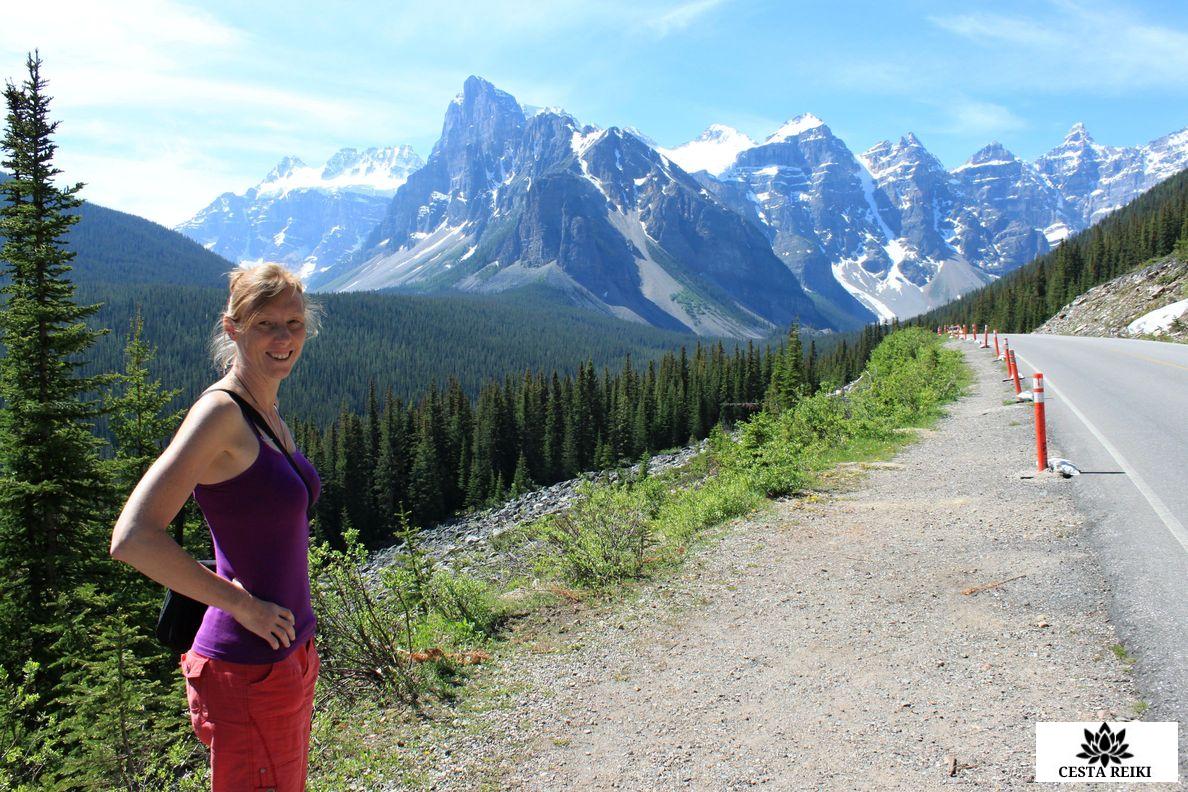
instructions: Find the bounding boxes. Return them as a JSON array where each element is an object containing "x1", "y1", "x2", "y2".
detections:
[
  {"x1": 310, "y1": 529, "x2": 423, "y2": 705},
  {"x1": 655, "y1": 469, "x2": 760, "y2": 542},
  {"x1": 713, "y1": 412, "x2": 805, "y2": 497},
  {"x1": 535, "y1": 481, "x2": 661, "y2": 586},
  {"x1": 852, "y1": 328, "x2": 963, "y2": 424},
  {"x1": 309, "y1": 513, "x2": 500, "y2": 708},
  {"x1": 426, "y1": 571, "x2": 500, "y2": 640}
]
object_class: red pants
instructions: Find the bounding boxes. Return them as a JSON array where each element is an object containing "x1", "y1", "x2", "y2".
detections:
[{"x1": 181, "y1": 640, "x2": 319, "y2": 791}]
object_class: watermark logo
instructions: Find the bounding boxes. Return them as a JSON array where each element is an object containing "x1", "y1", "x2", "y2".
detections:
[
  {"x1": 1036, "y1": 721, "x2": 1179, "y2": 783},
  {"x1": 1076, "y1": 723, "x2": 1134, "y2": 767}
]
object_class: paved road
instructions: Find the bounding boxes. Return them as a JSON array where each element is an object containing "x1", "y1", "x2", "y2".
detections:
[{"x1": 997, "y1": 334, "x2": 1188, "y2": 729}]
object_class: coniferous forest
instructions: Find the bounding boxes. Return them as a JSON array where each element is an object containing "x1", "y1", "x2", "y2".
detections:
[
  {"x1": 292, "y1": 317, "x2": 892, "y2": 551},
  {"x1": 0, "y1": 56, "x2": 894, "y2": 789},
  {"x1": 919, "y1": 167, "x2": 1188, "y2": 332}
]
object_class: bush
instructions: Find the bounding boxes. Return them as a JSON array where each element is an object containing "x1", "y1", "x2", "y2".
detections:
[
  {"x1": 309, "y1": 517, "x2": 499, "y2": 707},
  {"x1": 852, "y1": 328, "x2": 963, "y2": 424},
  {"x1": 655, "y1": 469, "x2": 760, "y2": 542},
  {"x1": 426, "y1": 570, "x2": 500, "y2": 640},
  {"x1": 713, "y1": 412, "x2": 805, "y2": 497},
  {"x1": 535, "y1": 480, "x2": 662, "y2": 586}
]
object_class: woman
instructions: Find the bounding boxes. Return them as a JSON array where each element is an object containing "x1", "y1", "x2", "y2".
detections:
[{"x1": 111, "y1": 263, "x2": 323, "y2": 791}]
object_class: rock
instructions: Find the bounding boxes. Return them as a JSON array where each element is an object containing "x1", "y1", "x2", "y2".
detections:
[{"x1": 1034, "y1": 256, "x2": 1187, "y2": 342}]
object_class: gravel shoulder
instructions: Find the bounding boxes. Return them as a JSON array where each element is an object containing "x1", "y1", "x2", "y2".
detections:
[{"x1": 413, "y1": 344, "x2": 1159, "y2": 790}]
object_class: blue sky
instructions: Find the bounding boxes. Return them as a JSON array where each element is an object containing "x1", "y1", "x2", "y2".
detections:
[{"x1": 3, "y1": 0, "x2": 1187, "y2": 227}]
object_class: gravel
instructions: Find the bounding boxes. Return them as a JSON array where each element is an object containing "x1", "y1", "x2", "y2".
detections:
[{"x1": 392, "y1": 344, "x2": 1161, "y2": 790}]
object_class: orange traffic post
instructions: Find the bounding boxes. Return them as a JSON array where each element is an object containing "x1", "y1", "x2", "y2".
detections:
[
  {"x1": 1010, "y1": 350, "x2": 1023, "y2": 395},
  {"x1": 1033, "y1": 372, "x2": 1048, "y2": 472},
  {"x1": 981, "y1": 324, "x2": 990, "y2": 348},
  {"x1": 1002, "y1": 338, "x2": 1011, "y2": 369},
  {"x1": 993, "y1": 331, "x2": 1000, "y2": 359}
]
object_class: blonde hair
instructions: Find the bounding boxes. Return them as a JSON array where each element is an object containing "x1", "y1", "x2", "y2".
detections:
[{"x1": 210, "y1": 263, "x2": 323, "y2": 371}]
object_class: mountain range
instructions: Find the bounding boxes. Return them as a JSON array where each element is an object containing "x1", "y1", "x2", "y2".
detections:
[
  {"x1": 177, "y1": 146, "x2": 423, "y2": 281},
  {"x1": 177, "y1": 77, "x2": 1188, "y2": 335}
]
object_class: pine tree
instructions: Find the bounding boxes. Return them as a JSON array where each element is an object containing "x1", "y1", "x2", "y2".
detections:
[
  {"x1": 0, "y1": 53, "x2": 114, "y2": 687},
  {"x1": 48, "y1": 585, "x2": 181, "y2": 789},
  {"x1": 374, "y1": 390, "x2": 408, "y2": 535},
  {"x1": 510, "y1": 451, "x2": 532, "y2": 498},
  {"x1": 408, "y1": 402, "x2": 445, "y2": 523},
  {"x1": 105, "y1": 310, "x2": 186, "y2": 549}
]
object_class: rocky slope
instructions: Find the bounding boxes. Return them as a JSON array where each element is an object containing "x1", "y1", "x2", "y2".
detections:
[{"x1": 1035, "y1": 256, "x2": 1188, "y2": 342}]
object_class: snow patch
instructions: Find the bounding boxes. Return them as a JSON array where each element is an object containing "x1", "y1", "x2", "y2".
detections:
[
  {"x1": 1127, "y1": 298, "x2": 1188, "y2": 335},
  {"x1": 659, "y1": 124, "x2": 755, "y2": 176},
  {"x1": 765, "y1": 113, "x2": 824, "y2": 143},
  {"x1": 256, "y1": 146, "x2": 422, "y2": 197}
]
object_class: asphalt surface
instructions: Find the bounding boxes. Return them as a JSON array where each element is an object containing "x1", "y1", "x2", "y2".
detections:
[{"x1": 991, "y1": 334, "x2": 1187, "y2": 733}]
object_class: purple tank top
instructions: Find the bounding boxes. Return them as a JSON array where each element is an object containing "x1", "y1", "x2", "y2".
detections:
[{"x1": 191, "y1": 411, "x2": 321, "y2": 664}]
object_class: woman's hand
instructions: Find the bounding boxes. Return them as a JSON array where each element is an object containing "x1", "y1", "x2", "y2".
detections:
[{"x1": 229, "y1": 579, "x2": 296, "y2": 650}]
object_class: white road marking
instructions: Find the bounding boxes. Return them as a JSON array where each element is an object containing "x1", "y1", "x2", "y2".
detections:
[{"x1": 1015, "y1": 350, "x2": 1188, "y2": 556}]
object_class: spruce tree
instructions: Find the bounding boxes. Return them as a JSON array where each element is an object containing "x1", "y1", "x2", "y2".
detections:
[
  {"x1": 764, "y1": 325, "x2": 804, "y2": 413},
  {"x1": 105, "y1": 310, "x2": 184, "y2": 489},
  {"x1": 0, "y1": 53, "x2": 114, "y2": 686}
]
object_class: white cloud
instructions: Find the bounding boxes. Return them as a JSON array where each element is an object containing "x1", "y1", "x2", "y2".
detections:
[
  {"x1": 929, "y1": 1, "x2": 1188, "y2": 93},
  {"x1": 646, "y1": 0, "x2": 728, "y2": 37},
  {"x1": 0, "y1": 0, "x2": 241, "y2": 83},
  {"x1": 379, "y1": 0, "x2": 731, "y2": 44},
  {"x1": 941, "y1": 97, "x2": 1027, "y2": 138},
  {"x1": 0, "y1": 1, "x2": 437, "y2": 223},
  {"x1": 62, "y1": 144, "x2": 245, "y2": 228}
]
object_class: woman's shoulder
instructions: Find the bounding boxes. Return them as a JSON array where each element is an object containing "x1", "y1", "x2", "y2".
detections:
[{"x1": 177, "y1": 387, "x2": 246, "y2": 442}]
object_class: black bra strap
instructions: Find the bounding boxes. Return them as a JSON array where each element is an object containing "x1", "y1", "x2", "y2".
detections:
[{"x1": 203, "y1": 388, "x2": 313, "y2": 517}]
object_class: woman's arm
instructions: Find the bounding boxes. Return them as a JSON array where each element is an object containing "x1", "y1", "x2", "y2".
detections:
[{"x1": 110, "y1": 393, "x2": 296, "y2": 650}]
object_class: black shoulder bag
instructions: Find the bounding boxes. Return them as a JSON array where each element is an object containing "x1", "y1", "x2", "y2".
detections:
[{"x1": 155, "y1": 389, "x2": 314, "y2": 654}]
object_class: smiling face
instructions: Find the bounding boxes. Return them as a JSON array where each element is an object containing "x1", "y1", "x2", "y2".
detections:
[{"x1": 225, "y1": 288, "x2": 308, "y2": 382}]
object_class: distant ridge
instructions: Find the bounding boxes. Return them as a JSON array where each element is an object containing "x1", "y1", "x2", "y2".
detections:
[{"x1": 0, "y1": 173, "x2": 232, "y2": 288}]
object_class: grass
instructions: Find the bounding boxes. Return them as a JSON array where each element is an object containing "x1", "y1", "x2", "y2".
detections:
[
  {"x1": 292, "y1": 328, "x2": 970, "y2": 789},
  {"x1": 1110, "y1": 642, "x2": 1137, "y2": 670}
]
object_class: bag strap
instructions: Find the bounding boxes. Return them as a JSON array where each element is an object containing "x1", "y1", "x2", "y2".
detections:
[{"x1": 203, "y1": 388, "x2": 314, "y2": 517}]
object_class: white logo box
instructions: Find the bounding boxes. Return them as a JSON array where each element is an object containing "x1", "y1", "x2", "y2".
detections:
[{"x1": 1036, "y1": 722, "x2": 1179, "y2": 783}]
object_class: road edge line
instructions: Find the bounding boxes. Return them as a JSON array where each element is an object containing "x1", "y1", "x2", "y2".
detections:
[{"x1": 1014, "y1": 350, "x2": 1188, "y2": 556}]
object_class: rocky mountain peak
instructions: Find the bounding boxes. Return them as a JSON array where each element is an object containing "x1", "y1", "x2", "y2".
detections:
[
  {"x1": 965, "y1": 141, "x2": 1018, "y2": 167},
  {"x1": 321, "y1": 145, "x2": 424, "y2": 182},
  {"x1": 765, "y1": 113, "x2": 825, "y2": 143},
  {"x1": 900, "y1": 132, "x2": 924, "y2": 149},
  {"x1": 437, "y1": 76, "x2": 526, "y2": 159},
  {"x1": 1063, "y1": 122, "x2": 1094, "y2": 145},
  {"x1": 701, "y1": 123, "x2": 748, "y2": 142},
  {"x1": 262, "y1": 155, "x2": 307, "y2": 185}
]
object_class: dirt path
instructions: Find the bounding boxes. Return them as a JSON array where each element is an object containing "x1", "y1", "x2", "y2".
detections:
[{"x1": 420, "y1": 345, "x2": 1150, "y2": 790}]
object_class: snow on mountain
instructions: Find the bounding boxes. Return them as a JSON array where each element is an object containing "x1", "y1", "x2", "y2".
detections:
[
  {"x1": 183, "y1": 86, "x2": 1188, "y2": 327},
  {"x1": 659, "y1": 124, "x2": 755, "y2": 177},
  {"x1": 176, "y1": 146, "x2": 424, "y2": 282},
  {"x1": 323, "y1": 77, "x2": 825, "y2": 337},
  {"x1": 950, "y1": 142, "x2": 1061, "y2": 273},
  {"x1": 1036, "y1": 122, "x2": 1188, "y2": 227},
  {"x1": 765, "y1": 113, "x2": 825, "y2": 143},
  {"x1": 256, "y1": 145, "x2": 423, "y2": 197},
  {"x1": 1143, "y1": 127, "x2": 1188, "y2": 182}
]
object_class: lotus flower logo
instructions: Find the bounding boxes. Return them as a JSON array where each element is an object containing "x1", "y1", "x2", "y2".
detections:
[{"x1": 1076, "y1": 723, "x2": 1134, "y2": 767}]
